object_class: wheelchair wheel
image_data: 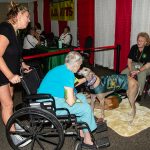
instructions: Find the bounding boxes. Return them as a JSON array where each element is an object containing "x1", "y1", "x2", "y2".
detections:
[{"x1": 6, "y1": 107, "x2": 64, "y2": 150}]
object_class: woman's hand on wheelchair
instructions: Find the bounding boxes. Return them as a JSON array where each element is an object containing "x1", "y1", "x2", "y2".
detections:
[
  {"x1": 9, "y1": 74, "x2": 21, "y2": 84},
  {"x1": 21, "y1": 62, "x2": 32, "y2": 73}
]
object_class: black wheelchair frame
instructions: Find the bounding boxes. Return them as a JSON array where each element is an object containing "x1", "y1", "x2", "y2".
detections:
[{"x1": 6, "y1": 67, "x2": 110, "y2": 150}]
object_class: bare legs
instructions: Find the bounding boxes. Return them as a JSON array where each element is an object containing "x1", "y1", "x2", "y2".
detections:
[{"x1": 0, "y1": 83, "x2": 14, "y2": 130}]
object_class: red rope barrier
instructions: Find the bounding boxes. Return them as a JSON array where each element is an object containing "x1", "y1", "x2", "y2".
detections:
[{"x1": 23, "y1": 45, "x2": 116, "y2": 60}]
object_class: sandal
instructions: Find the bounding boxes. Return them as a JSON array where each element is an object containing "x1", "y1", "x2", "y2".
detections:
[{"x1": 82, "y1": 142, "x2": 96, "y2": 149}]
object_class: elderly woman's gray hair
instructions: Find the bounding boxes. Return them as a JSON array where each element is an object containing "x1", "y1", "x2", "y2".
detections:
[{"x1": 65, "y1": 51, "x2": 83, "y2": 65}]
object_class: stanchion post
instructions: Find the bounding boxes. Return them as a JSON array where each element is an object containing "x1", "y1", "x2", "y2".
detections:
[
  {"x1": 116, "y1": 44, "x2": 121, "y2": 74},
  {"x1": 70, "y1": 46, "x2": 74, "y2": 51}
]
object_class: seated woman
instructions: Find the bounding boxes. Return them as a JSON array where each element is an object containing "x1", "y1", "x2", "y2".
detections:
[
  {"x1": 34, "y1": 22, "x2": 42, "y2": 35},
  {"x1": 121, "y1": 32, "x2": 150, "y2": 100},
  {"x1": 59, "y1": 26, "x2": 72, "y2": 46},
  {"x1": 37, "y1": 51, "x2": 97, "y2": 147},
  {"x1": 34, "y1": 22, "x2": 48, "y2": 45},
  {"x1": 23, "y1": 27, "x2": 41, "y2": 50}
]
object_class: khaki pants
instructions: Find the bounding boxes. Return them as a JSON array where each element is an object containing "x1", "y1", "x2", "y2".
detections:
[{"x1": 121, "y1": 62, "x2": 150, "y2": 95}]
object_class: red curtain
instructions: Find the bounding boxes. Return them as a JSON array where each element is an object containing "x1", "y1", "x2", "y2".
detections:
[
  {"x1": 43, "y1": 0, "x2": 51, "y2": 33},
  {"x1": 114, "y1": 0, "x2": 132, "y2": 72},
  {"x1": 58, "y1": 21, "x2": 67, "y2": 36},
  {"x1": 77, "y1": 0, "x2": 94, "y2": 64},
  {"x1": 34, "y1": 1, "x2": 38, "y2": 24}
]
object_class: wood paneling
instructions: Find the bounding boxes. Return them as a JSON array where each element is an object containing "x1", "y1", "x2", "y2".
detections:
[
  {"x1": 0, "y1": 3, "x2": 9, "y2": 22},
  {"x1": 0, "y1": 3, "x2": 28, "y2": 23}
]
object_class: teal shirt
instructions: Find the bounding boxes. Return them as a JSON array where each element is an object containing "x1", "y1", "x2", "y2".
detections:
[{"x1": 37, "y1": 64, "x2": 75, "y2": 98}]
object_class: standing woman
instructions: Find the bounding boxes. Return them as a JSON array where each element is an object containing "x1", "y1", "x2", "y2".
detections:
[{"x1": 0, "y1": 1, "x2": 30, "y2": 130}]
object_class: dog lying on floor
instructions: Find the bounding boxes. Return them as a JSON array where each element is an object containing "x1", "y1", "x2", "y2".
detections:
[
  {"x1": 78, "y1": 67, "x2": 140, "y2": 123},
  {"x1": 91, "y1": 92, "x2": 124, "y2": 110}
]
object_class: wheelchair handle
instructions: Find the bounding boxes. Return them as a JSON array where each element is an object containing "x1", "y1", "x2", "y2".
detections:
[{"x1": 20, "y1": 66, "x2": 35, "y2": 76}]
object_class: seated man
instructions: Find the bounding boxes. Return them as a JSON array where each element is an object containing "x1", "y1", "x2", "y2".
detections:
[
  {"x1": 37, "y1": 51, "x2": 97, "y2": 148},
  {"x1": 59, "y1": 26, "x2": 72, "y2": 46}
]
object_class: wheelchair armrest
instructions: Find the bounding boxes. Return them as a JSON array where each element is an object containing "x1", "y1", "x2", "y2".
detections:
[
  {"x1": 76, "y1": 122, "x2": 91, "y2": 132},
  {"x1": 57, "y1": 114, "x2": 76, "y2": 124},
  {"x1": 24, "y1": 94, "x2": 52, "y2": 101},
  {"x1": 56, "y1": 108, "x2": 72, "y2": 123}
]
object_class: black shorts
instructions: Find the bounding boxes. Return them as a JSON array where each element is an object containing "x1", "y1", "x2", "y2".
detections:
[{"x1": 0, "y1": 71, "x2": 9, "y2": 86}]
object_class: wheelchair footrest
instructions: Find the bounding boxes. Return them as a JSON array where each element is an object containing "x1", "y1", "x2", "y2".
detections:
[
  {"x1": 80, "y1": 137, "x2": 110, "y2": 149},
  {"x1": 97, "y1": 137, "x2": 110, "y2": 148},
  {"x1": 96, "y1": 122, "x2": 108, "y2": 133}
]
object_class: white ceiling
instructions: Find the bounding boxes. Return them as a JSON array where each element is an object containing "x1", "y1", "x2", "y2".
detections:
[{"x1": 0, "y1": 0, "x2": 35, "y2": 3}]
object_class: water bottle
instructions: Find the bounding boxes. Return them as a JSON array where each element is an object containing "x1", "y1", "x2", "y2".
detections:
[
  {"x1": 58, "y1": 39, "x2": 62, "y2": 49},
  {"x1": 44, "y1": 39, "x2": 47, "y2": 47}
]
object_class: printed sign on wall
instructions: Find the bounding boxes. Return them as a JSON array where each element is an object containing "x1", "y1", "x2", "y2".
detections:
[{"x1": 51, "y1": 0, "x2": 74, "y2": 21}]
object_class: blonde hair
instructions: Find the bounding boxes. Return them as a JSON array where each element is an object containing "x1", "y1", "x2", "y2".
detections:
[
  {"x1": 7, "y1": 1, "x2": 28, "y2": 24},
  {"x1": 65, "y1": 51, "x2": 83, "y2": 66},
  {"x1": 137, "y1": 32, "x2": 150, "y2": 46}
]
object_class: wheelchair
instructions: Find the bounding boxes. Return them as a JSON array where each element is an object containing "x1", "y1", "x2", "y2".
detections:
[{"x1": 5, "y1": 68, "x2": 110, "y2": 150}]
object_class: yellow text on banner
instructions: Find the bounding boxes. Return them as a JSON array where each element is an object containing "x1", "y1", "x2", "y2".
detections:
[{"x1": 50, "y1": 0, "x2": 74, "y2": 21}]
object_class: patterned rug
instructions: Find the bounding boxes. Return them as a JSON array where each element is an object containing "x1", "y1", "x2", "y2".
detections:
[{"x1": 94, "y1": 99, "x2": 150, "y2": 137}]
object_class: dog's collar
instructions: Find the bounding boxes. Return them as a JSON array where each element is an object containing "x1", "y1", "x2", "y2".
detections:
[{"x1": 87, "y1": 75, "x2": 97, "y2": 86}]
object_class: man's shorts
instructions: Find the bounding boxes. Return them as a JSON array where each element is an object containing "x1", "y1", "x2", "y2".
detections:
[{"x1": 90, "y1": 74, "x2": 128, "y2": 94}]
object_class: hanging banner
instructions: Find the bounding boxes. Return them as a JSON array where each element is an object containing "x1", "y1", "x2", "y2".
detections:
[{"x1": 50, "y1": 0, "x2": 74, "y2": 21}]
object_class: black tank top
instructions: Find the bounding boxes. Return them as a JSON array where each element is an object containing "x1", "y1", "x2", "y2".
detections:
[{"x1": 0, "y1": 22, "x2": 22, "y2": 85}]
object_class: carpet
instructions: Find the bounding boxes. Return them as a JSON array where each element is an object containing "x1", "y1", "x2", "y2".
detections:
[{"x1": 94, "y1": 99, "x2": 150, "y2": 137}]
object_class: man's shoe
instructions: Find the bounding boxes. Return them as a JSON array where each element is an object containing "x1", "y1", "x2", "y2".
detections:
[{"x1": 11, "y1": 134, "x2": 31, "y2": 148}]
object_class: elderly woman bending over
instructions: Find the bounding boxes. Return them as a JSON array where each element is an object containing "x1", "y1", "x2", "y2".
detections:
[{"x1": 38, "y1": 51, "x2": 97, "y2": 147}]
